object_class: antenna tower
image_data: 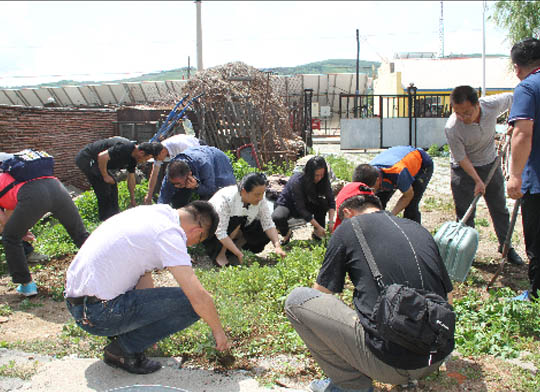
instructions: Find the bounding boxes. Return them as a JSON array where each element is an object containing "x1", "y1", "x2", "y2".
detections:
[{"x1": 439, "y1": 1, "x2": 444, "y2": 58}]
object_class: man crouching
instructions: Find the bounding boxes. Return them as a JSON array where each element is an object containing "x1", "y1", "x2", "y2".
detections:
[
  {"x1": 64, "y1": 201, "x2": 230, "y2": 374},
  {"x1": 284, "y1": 183, "x2": 454, "y2": 392}
]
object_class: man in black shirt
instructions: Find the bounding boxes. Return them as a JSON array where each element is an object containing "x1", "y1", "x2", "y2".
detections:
[
  {"x1": 285, "y1": 182, "x2": 454, "y2": 392},
  {"x1": 76, "y1": 137, "x2": 164, "y2": 221}
]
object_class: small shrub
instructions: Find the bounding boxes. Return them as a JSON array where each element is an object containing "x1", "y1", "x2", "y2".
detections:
[
  {"x1": 324, "y1": 154, "x2": 355, "y2": 181},
  {"x1": 225, "y1": 151, "x2": 257, "y2": 181}
]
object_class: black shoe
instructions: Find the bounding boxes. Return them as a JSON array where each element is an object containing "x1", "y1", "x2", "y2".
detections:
[
  {"x1": 103, "y1": 340, "x2": 162, "y2": 374},
  {"x1": 507, "y1": 248, "x2": 525, "y2": 266}
]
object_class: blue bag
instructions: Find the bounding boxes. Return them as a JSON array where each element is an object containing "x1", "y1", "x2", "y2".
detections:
[
  {"x1": 0, "y1": 149, "x2": 54, "y2": 182},
  {"x1": 0, "y1": 149, "x2": 54, "y2": 199}
]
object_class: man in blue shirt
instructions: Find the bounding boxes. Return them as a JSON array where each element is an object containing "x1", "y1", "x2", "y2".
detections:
[
  {"x1": 507, "y1": 38, "x2": 540, "y2": 301},
  {"x1": 158, "y1": 146, "x2": 236, "y2": 208}
]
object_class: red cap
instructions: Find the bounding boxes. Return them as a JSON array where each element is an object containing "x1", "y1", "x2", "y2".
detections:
[{"x1": 332, "y1": 182, "x2": 375, "y2": 232}]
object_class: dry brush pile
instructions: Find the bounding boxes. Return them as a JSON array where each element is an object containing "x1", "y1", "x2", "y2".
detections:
[{"x1": 159, "y1": 62, "x2": 305, "y2": 165}]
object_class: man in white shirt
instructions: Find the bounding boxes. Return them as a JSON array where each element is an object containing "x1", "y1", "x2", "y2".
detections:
[
  {"x1": 444, "y1": 85, "x2": 523, "y2": 265},
  {"x1": 64, "y1": 201, "x2": 230, "y2": 374},
  {"x1": 144, "y1": 134, "x2": 201, "y2": 205}
]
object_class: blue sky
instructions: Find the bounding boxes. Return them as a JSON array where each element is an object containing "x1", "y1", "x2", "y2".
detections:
[{"x1": 0, "y1": 1, "x2": 510, "y2": 87}]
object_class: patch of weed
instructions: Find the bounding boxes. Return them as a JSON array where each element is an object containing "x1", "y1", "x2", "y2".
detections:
[
  {"x1": 0, "y1": 303, "x2": 13, "y2": 316},
  {"x1": 18, "y1": 299, "x2": 43, "y2": 311},
  {"x1": 0, "y1": 360, "x2": 39, "y2": 380},
  {"x1": 454, "y1": 287, "x2": 540, "y2": 359}
]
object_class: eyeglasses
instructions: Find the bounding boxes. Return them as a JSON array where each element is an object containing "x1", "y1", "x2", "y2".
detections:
[
  {"x1": 170, "y1": 176, "x2": 188, "y2": 187},
  {"x1": 196, "y1": 218, "x2": 206, "y2": 243}
]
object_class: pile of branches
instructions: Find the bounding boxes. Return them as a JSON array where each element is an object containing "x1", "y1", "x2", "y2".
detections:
[{"x1": 159, "y1": 62, "x2": 304, "y2": 164}]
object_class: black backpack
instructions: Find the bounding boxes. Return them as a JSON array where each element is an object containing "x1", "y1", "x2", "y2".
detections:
[{"x1": 351, "y1": 215, "x2": 455, "y2": 361}]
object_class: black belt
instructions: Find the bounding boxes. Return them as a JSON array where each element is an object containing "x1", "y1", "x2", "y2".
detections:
[{"x1": 66, "y1": 296, "x2": 102, "y2": 306}]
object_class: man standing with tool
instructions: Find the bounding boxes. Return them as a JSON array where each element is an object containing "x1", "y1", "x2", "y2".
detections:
[
  {"x1": 444, "y1": 85, "x2": 523, "y2": 266},
  {"x1": 507, "y1": 38, "x2": 540, "y2": 301}
]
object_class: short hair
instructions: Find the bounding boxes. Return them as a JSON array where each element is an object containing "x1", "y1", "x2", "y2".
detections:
[
  {"x1": 352, "y1": 164, "x2": 379, "y2": 187},
  {"x1": 511, "y1": 37, "x2": 540, "y2": 67},
  {"x1": 238, "y1": 172, "x2": 267, "y2": 192},
  {"x1": 450, "y1": 85, "x2": 479, "y2": 106},
  {"x1": 337, "y1": 193, "x2": 383, "y2": 221},
  {"x1": 138, "y1": 142, "x2": 165, "y2": 158},
  {"x1": 168, "y1": 160, "x2": 191, "y2": 180},
  {"x1": 184, "y1": 200, "x2": 219, "y2": 238}
]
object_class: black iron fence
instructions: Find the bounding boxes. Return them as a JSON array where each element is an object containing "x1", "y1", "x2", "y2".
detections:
[{"x1": 339, "y1": 93, "x2": 453, "y2": 119}]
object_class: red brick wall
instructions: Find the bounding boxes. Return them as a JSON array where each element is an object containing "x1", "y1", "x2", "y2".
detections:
[{"x1": 0, "y1": 105, "x2": 117, "y2": 190}]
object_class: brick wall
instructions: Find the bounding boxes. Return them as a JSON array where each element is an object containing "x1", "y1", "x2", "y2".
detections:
[{"x1": 0, "y1": 105, "x2": 117, "y2": 190}]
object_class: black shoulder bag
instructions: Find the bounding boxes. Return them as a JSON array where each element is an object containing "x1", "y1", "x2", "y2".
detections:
[{"x1": 350, "y1": 215, "x2": 455, "y2": 364}]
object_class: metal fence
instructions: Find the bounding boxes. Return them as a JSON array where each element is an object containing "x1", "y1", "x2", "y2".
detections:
[{"x1": 339, "y1": 93, "x2": 453, "y2": 119}]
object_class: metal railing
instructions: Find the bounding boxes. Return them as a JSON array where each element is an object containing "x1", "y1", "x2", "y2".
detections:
[{"x1": 339, "y1": 93, "x2": 453, "y2": 119}]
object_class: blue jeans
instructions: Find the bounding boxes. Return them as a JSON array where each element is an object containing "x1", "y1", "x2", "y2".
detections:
[{"x1": 66, "y1": 287, "x2": 200, "y2": 354}]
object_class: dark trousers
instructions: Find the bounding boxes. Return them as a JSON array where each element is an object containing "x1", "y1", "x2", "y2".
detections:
[
  {"x1": 450, "y1": 161, "x2": 510, "y2": 246},
  {"x1": 3, "y1": 179, "x2": 89, "y2": 284},
  {"x1": 521, "y1": 192, "x2": 540, "y2": 299},
  {"x1": 76, "y1": 152, "x2": 119, "y2": 222},
  {"x1": 203, "y1": 216, "x2": 270, "y2": 259},
  {"x1": 377, "y1": 163, "x2": 433, "y2": 224},
  {"x1": 272, "y1": 203, "x2": 328, "y2": 236}
]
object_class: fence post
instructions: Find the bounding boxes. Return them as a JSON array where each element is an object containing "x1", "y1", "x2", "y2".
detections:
[{"x1": 407, "y1": 85, "x2": 417, "y2": 146}]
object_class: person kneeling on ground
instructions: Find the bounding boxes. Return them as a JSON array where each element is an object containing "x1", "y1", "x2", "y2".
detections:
[
  {"x1": 272, "y1": 156, "x2": 335, "y2": 244},
  {"x1": 205, "y1": 172, "x2": 287, "y2": 267},
  {"x1": 64, "y1": 201, "x2": 230, "y2": 375},
  {"x1": 284, "y1": 182, "x2": 454, "y2": 392}
]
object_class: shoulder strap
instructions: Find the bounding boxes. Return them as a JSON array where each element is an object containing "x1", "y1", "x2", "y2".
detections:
[
  {"x1": 0, "y1": 179, "x2": 19, "y2": 200},
  {"x1": 350, "y1": 218, "x2": 385, "y2": 290}
]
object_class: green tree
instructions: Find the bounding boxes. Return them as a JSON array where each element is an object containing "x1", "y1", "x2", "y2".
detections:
[{"x1": 490, "y1": 1, "x2": 540, "y2": 45}]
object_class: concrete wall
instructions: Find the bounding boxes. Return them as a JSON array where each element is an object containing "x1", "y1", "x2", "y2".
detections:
[
  {"x1": 340, "y1": 117, "x2": 447, "y2": 149},
  {"x1": 0, "y1": 105, "x2": 117, "y2": 190}
]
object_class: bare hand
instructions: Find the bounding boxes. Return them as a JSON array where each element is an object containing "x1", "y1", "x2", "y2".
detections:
[
  {"x1": 22, "y1": 231, "x2": 35, "y2": 242},
  {"x1": 507, "y1": 175, "x2": 523, "y2": 200},
  {"x1": 473, "y1": 180, "x2": 486, "y2": 196},
  {"x1": 143, "y1": 194, "x2": 153, "y2": 205},
  {"x1": 103, "y1": 174, "x2": 115, "y2": 184},
  {"x1": 185, "y1": 175, "x2": 199, "y2": 189},
  {"x1": 214, "y1": 330, "x2": 232, "y2": 351},
  {"x1": 506, "y1": 125, "x2": 514, "y2": 136},
  {"x1": 274, "y1": 246, "x2": 287, "y2": 258}
]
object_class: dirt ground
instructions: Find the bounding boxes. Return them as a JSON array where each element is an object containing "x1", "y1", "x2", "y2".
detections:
[{"x1": 0, "y1": 152, "x2": 535, "y2": 391}]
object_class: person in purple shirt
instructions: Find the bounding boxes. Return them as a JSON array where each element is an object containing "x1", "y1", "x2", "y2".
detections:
[{"x1": 507, "y1": 37, "x2": 540, "y2": 301}]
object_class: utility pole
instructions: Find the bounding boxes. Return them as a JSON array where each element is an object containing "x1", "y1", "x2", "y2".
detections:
[
  {"x1": 355, "y1": 29, "x2": 360, "y2": 118},
  {"x1": 196, "y1": 0, "x2": 203, "y2": 71},
  {"x1": 482, "y1": 0, "x2": 486, "y2": 96},
  {"x1": 439, "y1": 1, "x2": 444, "y2": 58}
]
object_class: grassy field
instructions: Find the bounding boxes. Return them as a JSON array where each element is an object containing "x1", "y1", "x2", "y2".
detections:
[{"x1": 0, "y1": 153, "x2": 539, "y2": 391}]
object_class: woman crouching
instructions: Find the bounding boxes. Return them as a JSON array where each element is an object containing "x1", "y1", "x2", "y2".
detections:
[{"x1": 206, "y1": 172, "x2": 287, "y2": 267}]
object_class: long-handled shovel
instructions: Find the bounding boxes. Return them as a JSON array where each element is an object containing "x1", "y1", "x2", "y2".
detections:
[{"x1": 486, "y1": 198, "x2": 522, "y2": 290}]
